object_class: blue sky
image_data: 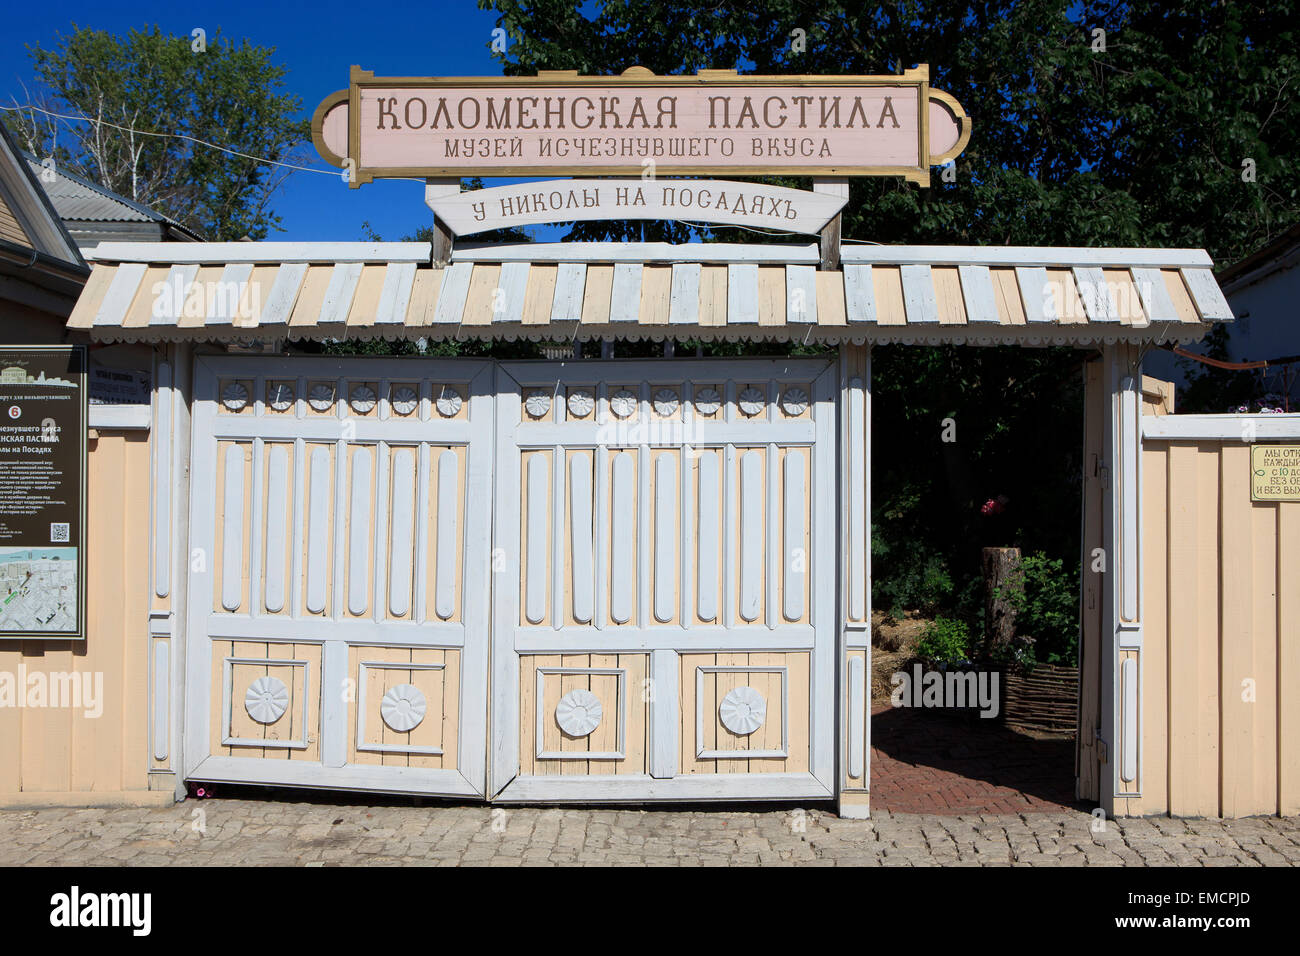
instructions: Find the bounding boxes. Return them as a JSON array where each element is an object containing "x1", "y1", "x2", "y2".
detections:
[{"x1": 2, "y1": 0, "x2": 537, "y2": 241}]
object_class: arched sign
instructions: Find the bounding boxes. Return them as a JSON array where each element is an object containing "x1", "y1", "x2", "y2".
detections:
[{"x1": 313, "y1": 64, "x2": 971, "y2": 188}]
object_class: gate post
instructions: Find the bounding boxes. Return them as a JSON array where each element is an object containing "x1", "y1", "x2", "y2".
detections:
[
  {"x1": 1098, "y1": 343, "x2": 1144, "y2": 817},
  {"x1": 838, "y1": 344, "x2": 872, "y2": 817}
]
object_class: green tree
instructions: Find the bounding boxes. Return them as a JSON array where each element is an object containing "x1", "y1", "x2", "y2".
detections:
[{"x1": 6, "y1": 25, "x2": 310, "y2": 240}]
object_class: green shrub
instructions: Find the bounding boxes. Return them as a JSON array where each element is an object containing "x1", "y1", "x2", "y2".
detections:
[
  {"x1": 915, "y1": 617, "x2": 973, "y2": 666},
  {"x1": 999, "y1": 553, "x2": 1079, "y2": 667},
  {"x1": 871, "y1": 535, "x2": 955, "y2": 619}
]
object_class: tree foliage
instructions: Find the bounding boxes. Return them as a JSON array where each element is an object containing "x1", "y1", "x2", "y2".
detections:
[
  {"x1": 477, "y1": 0, "x2": 1300, "y2": 639},
  {"x1": 6, "y1": 25, "x2": 310, "y2": 240}
]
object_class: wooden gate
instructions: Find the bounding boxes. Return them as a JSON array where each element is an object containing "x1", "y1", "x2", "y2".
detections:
[
  {"x1": 490, "y1": 359, "x2": 837, "y2": 801},
  {"x1": 183, "y1": 355, "x2": 493, "y2": 796}
]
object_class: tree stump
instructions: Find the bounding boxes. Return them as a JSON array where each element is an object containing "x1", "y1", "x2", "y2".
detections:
[{"x1": 982, "y1": 547, "x2": 1022, "y2": 658}]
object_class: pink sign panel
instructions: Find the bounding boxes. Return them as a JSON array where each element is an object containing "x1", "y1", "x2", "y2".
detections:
[{"x1": 313, "y1": 68, "x2": 971, "y2": 187}]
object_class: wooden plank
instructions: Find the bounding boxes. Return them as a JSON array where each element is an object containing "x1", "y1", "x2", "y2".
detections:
[
  {"x1": 1181, "y1": 267, "x2": 1233, "y2": 320},
  {"x1": 317, "y1": 262, "x2": 363, "y2": 326},
  {"x1": 343, "y1": 264, "x2": 387, "y2": 327},
  {"x1": 1137, "y1": 443, "x2": 1167, "y2": 813},
  {"x1": 899, "y1": 264, "x2": 938, "y2": 323},
  {"x1": 373, "y1": 261, "x2": 418, "y2": 325},
  {"x1": 1016, "y1": 266, "x2": 1057, "y2": 323},
  {"x1": 1280, "y1": 502, "x2": 1300, "y2": 814},
  {"x1": 1047, "y1": 268, "x2": 1087, "y2": 325},
  {"x1": 957, "y1": 265, "x2": 999, "y2": 324},
  {"x1": 460, "y1": 263, "x2": 501, "y2": 326},
  {"x1": 668, "y1": 263, "x2": 702, "y2": 325},
  {"x1": 551, "y1": 262, "x2": 587, "y2": 322},
  {"x1": 814, "y1": 271, "x2": 846, "y2": 326},
  {"x1": 931, "y1": 266, "x2": 967, "y2": 325},
  {"x1": 843, "y1": 264, "x2": 876, "y2": 323},
  {"x1": 495, "y1": 261, "x2": 530, "y2": 323},
  {"x1": 698, "y1": 265, "x2": 728, "y2": 327},
  {"x1": 871, "y1": 265, "x2": 906, "y2": 325},
  {"x1": 756, "y1": 266, "x2": 786, "y2": 327},
  {"x1": 638, "y1": 265, "x2": 672, "y2": 325},
  {"x1": 609, "y1": 263, "x2": 643, "y2": 323},
  {"x1": 432, "y1": 261, "x2": 474, "y2": 325},
  {"x1": 726, "y1": 263, "x2": 758, "y2": 324},
  {"x1": 785, "y1": 264, "x2": 818, "y2": 324},
  {"x1": 579, "y1": 264, "x2": 613, "y2": 325},
  {"x1": 67, "y1": 264, "x2": 119, "y2": 329},
  {"x1": 1161, "y1": 270, "x2": 1201, "y2": 324},
  {"x1": 1131, "y1": 267, "x2": 1180, "y2": 325},
  {"x1": 94, "y1": 262, "x2": 147, "y2": 327}
]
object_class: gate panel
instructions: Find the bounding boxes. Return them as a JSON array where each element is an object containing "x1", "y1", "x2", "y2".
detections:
[
  {"x1": 184, "y1": 356, "x2": 492, "y2": 796},
  {"x1": 492, "y1": 359, "x2": 837, "y2": 801}
]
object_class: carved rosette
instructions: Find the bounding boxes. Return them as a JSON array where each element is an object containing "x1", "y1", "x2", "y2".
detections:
[
  {"x1": 221, "y1": 382, "x2": 249, "y2": 411},
  {"x1": 308, "y1": 383, "x2": 335, "y2": 412},
  {"x1": 390, "y1": 385, "x2": 419, "y2": 416},
  {"x1": 719, "y1": 686, "x2": 767, "y2": 736},
  {"x1": 349, "y1": 384, "x2": 378, "y2": 414},
  {"x1": 436, "y1": 387, "x2": 463, "y2": 417},
  {"x1": 555, "y1": 688, "x2": 603, "y2": 738},
  {"x1": 380, "y1": 683, "x2": 427, "y2": 733},
  {"x1": 566, "y1": 389, "x2": 595, "y2": 418},
  {"x1": 524, "y1": 391, "x2": 553, "y2": 419},
  {"x1": 267, "y1": 382, "x2": 295, "y2": 412},
  {"x1": 609, "y1": 389, "x2": 638, "y2": 419},
  {"x1": 780, "y1": 386, "x2": 809, "y2": 417},
  {"x1": 737, "y1": 387, "x2": 766, "y2": 417},
  {"x1": 652, "y1": 388, "x2": 680, "y2": 417},
  {"x1": 244, "y1": 676, "x2": 289, "y2": 725},
  {"x1": 693, "y1": 387, "x2": 722, "y2": 416}
]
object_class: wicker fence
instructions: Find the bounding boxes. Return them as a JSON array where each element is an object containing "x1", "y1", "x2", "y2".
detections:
[{"x1": 1002, "y1": 663, "x2": 1079, "y2": 735}]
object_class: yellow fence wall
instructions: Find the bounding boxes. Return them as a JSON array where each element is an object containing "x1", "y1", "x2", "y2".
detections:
[
  {"x1": 0, "y1": 428, "x2": 164, "y2": 806},
  {"x1": 1115, "y1": 383, "x2": 1300, "y2": 817}
]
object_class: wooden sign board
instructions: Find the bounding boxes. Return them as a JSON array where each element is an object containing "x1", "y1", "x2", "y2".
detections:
[
  {"x1": 426, "y1": 178, "x2": 849, "y2": 236},
  {"x1": 1251, "y1": 444, "x2": 1300, "y2": 502},
  {"x1": 313, "y1": 65, "x2": 970, "y2": 188},
  {"x1": 0, "y1": 346, "x2": 88, "y2": 640}
]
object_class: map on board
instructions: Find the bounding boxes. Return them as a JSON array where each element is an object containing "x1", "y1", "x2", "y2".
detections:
[{"x1": 0, "y1": 548, "x2": 77, "y2": 632}]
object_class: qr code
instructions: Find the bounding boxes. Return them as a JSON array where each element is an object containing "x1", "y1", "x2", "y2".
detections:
[{"x1": 50, "y1": 522, "x2": 70, "y2": 543}]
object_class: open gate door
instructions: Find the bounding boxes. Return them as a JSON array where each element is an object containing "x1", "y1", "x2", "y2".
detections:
[
  {"x1": 183, "y1": 356, "x2": 492, "y2": 796},
  {"x1": 490, "y1": 359, "x2": 838, "y2": 801}
]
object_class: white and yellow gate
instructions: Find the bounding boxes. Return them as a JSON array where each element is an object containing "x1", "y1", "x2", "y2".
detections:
[
  {"x1": 184, "y1": 355, "x2": 836, "y2": 802},
  {"x1": 183, "y1": 355, "x2": 493, "y2": 797},
  {"x1": 489, "y1": 359, "x2": 837, "y2": 801}
]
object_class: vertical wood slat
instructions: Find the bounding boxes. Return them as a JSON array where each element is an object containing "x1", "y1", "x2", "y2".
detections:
[
  {"x1": 899, "y1": 264, "x2": 938, "y2": 323},
  {"x1": 494, "y1": 262, "x2": 530, "y2": 324},
  {"x1": 653, "y1": 453, "x2": 677, "y2": 623},
  {"x1": 668, "y1": 263, "x2": 702, "y2": 325},
  {"x1": 432, "y1": 261, "x2": 474, "y2": 324},
  {"x1": 434, "y1": 450, "x2": 460, "y2": 621},
  {"x1": 609, "y1": 264, "x2": 643, "y2": 323},
  {"x1": 783, "y1": 450, "x2": 805, "y2": 621},
  {"x1": 524, "y1": 453, "x2": 548, "y2": 625},
  {"x1": 318, "y1": 262, "x2": 364, "y2": 326},
  {"x1": 264, "y1": 445, "x2": 290, "y2": 613},
  {"x1": 1131, "y1": 267, "x2": 1180, "y2": 325},
  {"x1": 609, "y1": 452, "x2": 635, "y2": 625},
  {"x1": 1280, "y1": 502, "x2": 1300, "y2": 815},
  {"x1": 843, "y1": 264, "x2": 876, "y2": 323},
  {"x1": 1181, "y1": 268, "x2": 1233, "y2": 320},
  {"x1": 697, "y1": 450, "x2": 719, "y2": 622},
  {"x1": 957, "y1": 265, "x2": 1000, "y2": 323},
  {"x1": 739, "y1": 450, "x2": 762, "y2": 622},
  {"x1": 1073, "y1": 266, "x2": 1122, "y2": 323},
  {"x1": 374, "y1": 262, "x2": 418, "y2": 325},
  {"x1": 347, "y1": 446, "x2": 372, "y2": 616},
  {"x1": 727, "y1": 264, "x2": 759, "y2": 324},
  {"x1": 220, "y1": 446, "x2": 245, "y2": 612},
  {"x1": 551, "y1": 262, "x2": 587, "y2": 322},
  {"x1": 388, "y1": 448, "x2": 416, "y2": 617},
  {"x1": 569, "y1": 452, "x2": 594, "y2": 624},
  {"x1": 1016, "y1": 266, "x2": 1057, "y2": 323},
  {"x1": 785, "y1": 265, "x2": 818, "y2": 324}
]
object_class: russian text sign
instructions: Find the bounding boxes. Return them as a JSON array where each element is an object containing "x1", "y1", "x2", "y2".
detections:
[
  {"x1": 0, "y1": 346, "x2": 87, "y2": 639},
  {"x1": 314, "y1": 65, "x2": 970, "y2": 188},
  {"x1": 1251, "y1": 444, "x2": 1300, "y2": 502},
  {"x1": 427, "y1": 178, "x2": 849, "y2": 236}
]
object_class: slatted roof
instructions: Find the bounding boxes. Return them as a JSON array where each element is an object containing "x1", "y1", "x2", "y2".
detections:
[{"x1": 70, "y1": 241, "x2": 1231, "y2": 345}]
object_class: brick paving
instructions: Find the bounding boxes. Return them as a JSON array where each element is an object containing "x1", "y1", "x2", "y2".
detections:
[
  {"x1": 870, "y1": 704, "x2": 1080, "y2": 814},
  {"x1": 1, "y1": 799, "x2": 1297, "y2": 866}
]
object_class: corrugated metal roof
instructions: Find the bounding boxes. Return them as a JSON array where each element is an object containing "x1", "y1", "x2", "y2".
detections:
[
  {"x1": 24, "y1": 157, "x2": 190, "y2": 229},
  {"x1": 70, "y1": 241, "x2": 1232, "y2": 345}
]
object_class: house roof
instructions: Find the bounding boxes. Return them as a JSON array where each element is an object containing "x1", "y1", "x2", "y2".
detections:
[
  {"x1": 70, "y1": 240, "x2": 1232, "y2": 345},
  {"x1": 1215, "y1": 221, "x2": 1300, "y2": 293},
  {"x1": 23, "y1": 154, "x2": 202, "y2": 239},
  {"x1": 0, "y1": 126, "x2": 85, "y2": 269}
]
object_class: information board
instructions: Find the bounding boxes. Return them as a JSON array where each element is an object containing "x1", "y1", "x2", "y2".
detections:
[{"x1": 0, "y1": 346, "x2": 87, "y2": 639}]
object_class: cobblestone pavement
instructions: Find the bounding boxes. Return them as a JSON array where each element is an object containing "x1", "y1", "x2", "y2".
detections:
[{"x1": 2, "y1": 800, "x2": 1298, "y2": 865}]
